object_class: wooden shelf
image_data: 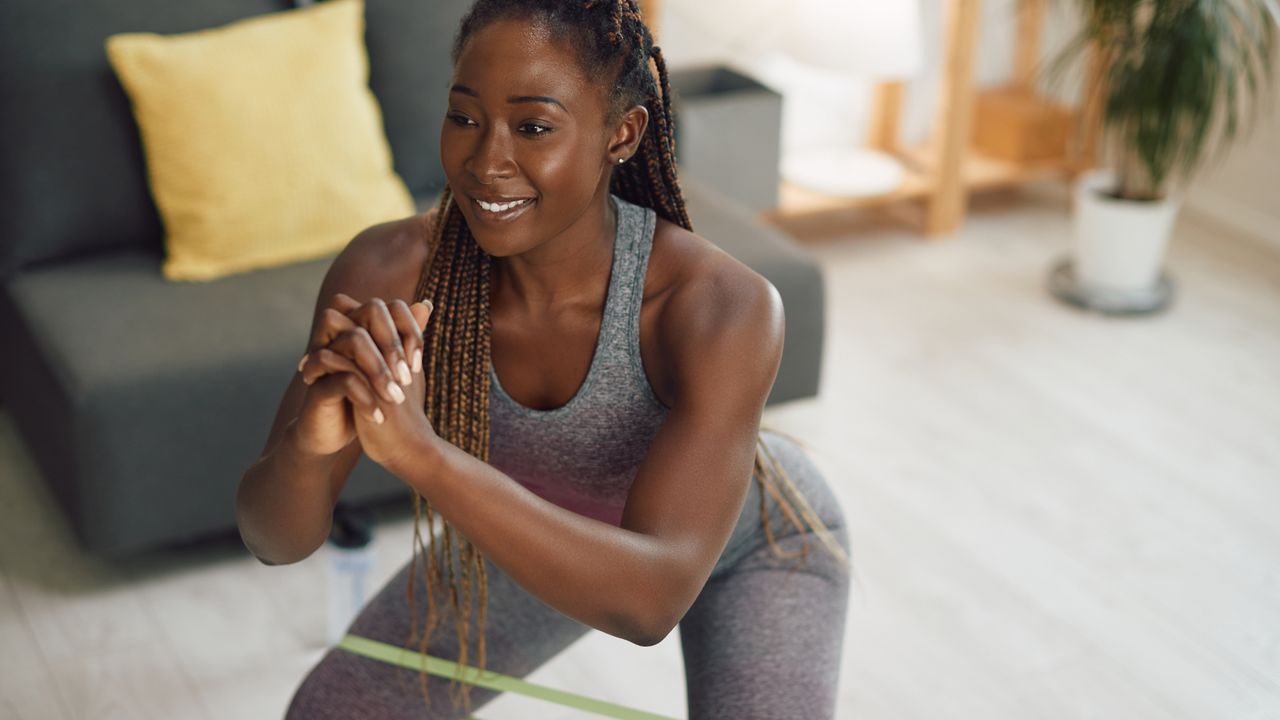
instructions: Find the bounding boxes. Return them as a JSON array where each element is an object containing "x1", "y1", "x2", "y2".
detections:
[
  {"x1": 765, "y1": 173, "x2": 932, "y2": 219},
  {"x1": 897, "y1": 144, "x2": 1078, "y2": 192},
  {"x1": 763, "y1": 144, "x2": 1079, "y2": 225},
  {"x1": 760, "y1": 0, "x2": 1100, "y2": 237}
]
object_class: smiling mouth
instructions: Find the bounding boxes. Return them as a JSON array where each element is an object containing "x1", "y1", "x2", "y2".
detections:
[{"x1": 473, "y1": 196, "x2": 532, "y2": 212}]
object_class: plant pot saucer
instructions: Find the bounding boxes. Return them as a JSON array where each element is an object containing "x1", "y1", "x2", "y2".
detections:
[{"x1": 1047, "y1": 257, "x2": 1174, "y2": 316}]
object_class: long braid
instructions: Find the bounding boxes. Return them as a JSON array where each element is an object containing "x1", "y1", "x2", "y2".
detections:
[
  {"x1": 397, "y1": 1, "x2": 851, "y2": 714},
  {"x1": 402, "y1": 183, "x2": 496, "y2": 714}
]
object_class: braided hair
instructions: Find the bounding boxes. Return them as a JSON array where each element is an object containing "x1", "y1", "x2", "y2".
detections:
[{"x1": 403, "y1": 1, "x2": 852, "y2": 714}]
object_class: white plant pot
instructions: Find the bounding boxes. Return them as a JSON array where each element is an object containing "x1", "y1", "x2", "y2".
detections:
[{"x1": 1072, "y1": 169, "x2": 1181, "y2": 292}]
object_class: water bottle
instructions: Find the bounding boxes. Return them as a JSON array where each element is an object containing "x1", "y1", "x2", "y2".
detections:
[{"x1": 325, "y1": 502, "x2": 376, "y2": 646}]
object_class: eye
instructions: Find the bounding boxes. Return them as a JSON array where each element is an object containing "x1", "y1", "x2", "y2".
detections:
[
  {"x1": 446, "y1": 113, "x2": 475, "y2": 128},
  {"x1": 520, "y1": 123, "x2": 553, "y2": 137}
]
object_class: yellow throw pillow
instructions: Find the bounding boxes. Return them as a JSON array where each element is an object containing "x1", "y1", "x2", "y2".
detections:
[{"x1": 105, "y1": 0, "x2": 415, "y2": 282}]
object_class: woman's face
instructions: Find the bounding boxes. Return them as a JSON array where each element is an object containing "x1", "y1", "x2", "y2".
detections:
[{"x1": 441, "y1": 18, "x2": 625, "y2": 257}]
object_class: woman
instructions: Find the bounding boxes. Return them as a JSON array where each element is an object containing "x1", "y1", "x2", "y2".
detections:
[{"x1": 235, "y1": 1, "x2": 852, "y2": 717}]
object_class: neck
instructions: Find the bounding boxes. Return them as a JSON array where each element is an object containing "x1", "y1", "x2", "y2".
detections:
[{"x1": 492, "y1": 187, "x2": 617, "y2": 314}]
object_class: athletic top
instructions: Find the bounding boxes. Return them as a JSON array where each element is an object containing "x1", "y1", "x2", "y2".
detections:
[{"x1": 487, "y1": 193, "x2": 671, "y2": 527}]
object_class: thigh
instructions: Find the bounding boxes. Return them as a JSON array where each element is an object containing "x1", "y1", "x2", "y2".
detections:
[
  {"x1": 680, "y1": 431, "x2": 852, "y2": 720},
  {"x1": 713, "y1": 428, "x2": 848, "y2": 576},
  {"x1": 286, "y1": 535, "x2": 592, "y2": 720},
  {"x1": 680, "y1": 527, "x2": 852, "y2": 720}
]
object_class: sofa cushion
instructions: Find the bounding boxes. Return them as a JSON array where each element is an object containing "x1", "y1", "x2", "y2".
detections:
[
  {"x1": 0, "y1": 0, "x2": 293, "y2": 280},
  {"x1": 104, "y1": 0, "x2": 415, "y2": 282},
  {"x1": 0, "y1": 248, "x2": 396, "y2": 554}
]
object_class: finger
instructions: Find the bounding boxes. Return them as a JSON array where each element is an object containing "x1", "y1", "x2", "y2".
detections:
[
  {"x1": 313, "y1": 372, "x2": 382, "y2": 424},
  {"x1": 410, "y1": 298, "x2": 434, "y2": 331},
  {"x1": 328, "y1": 292, "x2": 362, "y2": 314},
  {"x1": 309, "y1": 307, "x2": 359, "y2": 355},
  {"x1": 353, "y1": 297, "x2": 412, "y2": 388},
  {"x1": 338, "y1": 373, "x2": 385, "y2": 424},
  {"x1": 387, "y1": 300, "x2": 426, "y2": 378},
  {"x1": 300, "y1": 347, "x2": 361, "y2": 387},
  {"x1": 329, "y1": 326, "x2": 405, "y2": 405},
  {"x1": 407, "y1": 299, "x2": 434, "y2": 374}
]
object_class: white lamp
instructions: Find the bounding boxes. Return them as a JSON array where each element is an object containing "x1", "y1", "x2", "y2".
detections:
[{"x1": 673, "y1": 0, "x2": 923, "y2": 198}]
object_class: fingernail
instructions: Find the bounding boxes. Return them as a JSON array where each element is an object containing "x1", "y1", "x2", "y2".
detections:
[
  {"x1": 388, "y1": 382, "x2": 405, "y2": 404},
  {"x1": 421, "y1": 299, "x2": 434, "y2": 313},
  {"x1": 396, "y1": 360, "x2": 412, "y2": 386},
  {"x1": 412, "y1": 349, "x2": 422, "y2": 374},
  {"x1": 297, "y1": 353, "x2": 309, "y2": 372},
  {"x1": 372, "y1": 408, "x2": 385, "y2": 424}
]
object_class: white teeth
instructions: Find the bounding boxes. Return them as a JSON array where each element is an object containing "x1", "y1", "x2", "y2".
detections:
[{"x1": 476, "y1": 198, "x2": 530, "y2": 213}]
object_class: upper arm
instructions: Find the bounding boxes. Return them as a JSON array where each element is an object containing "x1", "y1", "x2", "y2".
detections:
[
  {"x1": 619, "y1": 261, "x2": 785, "y2": 634},
  {"x1": 258, "y1": 209, "x2": 438, "y2": 492}
]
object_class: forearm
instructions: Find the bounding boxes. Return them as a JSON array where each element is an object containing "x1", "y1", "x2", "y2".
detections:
[
  {"x1": 236, "y1": 419, "x2": 341, "y2": 565},
  {"x1": 392, "y1": 438, "x2": 677, "y2": 646}
]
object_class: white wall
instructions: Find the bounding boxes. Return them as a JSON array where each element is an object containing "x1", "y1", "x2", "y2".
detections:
[
  {"x1": 1183, "y1": 51, "x2": 1280, "y2": 250},
  {"x1": 657, "y1": 0, "x2": 1080, "y2": 150}
]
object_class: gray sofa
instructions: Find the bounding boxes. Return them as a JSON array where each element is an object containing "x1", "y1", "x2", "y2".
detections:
[{"x1": 0, "y1": 0, "x2": 825, "y2": 558}]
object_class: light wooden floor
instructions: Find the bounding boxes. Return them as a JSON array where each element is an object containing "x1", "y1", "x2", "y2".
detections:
[{"x1": 2, "y1": 184, "x2": 1277, "y2": 719}]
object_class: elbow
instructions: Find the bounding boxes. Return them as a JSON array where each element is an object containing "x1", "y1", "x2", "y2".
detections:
[
  {"x1": 623, "y1": 556, "x2": 698, "y2": 647},
  {"x1": 238, "y1": 527, "x2": 303, "y2": 566},
  {"x1": 627, "y1": 607, "x2": 680, "y2": 648},
  {"x1": 235, "y1": 506, "x2": 315, "y2": 566},
  {"x1": 245, "y1": 540, "x2": 314, "y2": 566},
  {"x1": 605, "y1": 603, "x2": 675, "y2": 647},
  {"x1": 235, "y1": 475, "x2": 322, "y2": 566},
  {"x1": 630, "y1": 621, "x2": 675, "y2": 648},
  {"x1": 627, "y1": 601, "x2": 683, "y2": 648},
  {"x1": 239, "y1": 519, "x2": 321, "y2": 565}
]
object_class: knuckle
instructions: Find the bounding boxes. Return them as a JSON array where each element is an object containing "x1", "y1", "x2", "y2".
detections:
[
  {"x1": 338, "y1": 327, "x2": 371, "y2": 348},
  {"x1": 340, "y1": 374, "x2": 368, "y2": 398},
  {"x1": 316, "y1": 348, "x2": 344, "y2": 367}
]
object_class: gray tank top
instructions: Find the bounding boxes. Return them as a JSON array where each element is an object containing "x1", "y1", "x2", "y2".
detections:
[{"x1": 487, "y1": 193, "x2": 671, "y2": 527}]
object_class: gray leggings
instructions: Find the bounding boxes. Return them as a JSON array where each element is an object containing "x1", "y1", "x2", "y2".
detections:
[{"x1": 286, "y1": 429, "x2": 851, "y2": 719}]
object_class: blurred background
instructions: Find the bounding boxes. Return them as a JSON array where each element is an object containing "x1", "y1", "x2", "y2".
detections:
[{"x1": 1, "y1": 0, "x2": 1277, "y2": 718}]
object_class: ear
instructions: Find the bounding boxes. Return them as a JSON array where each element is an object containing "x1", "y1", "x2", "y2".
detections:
[{"x1": 605, "y1": 104, "x2": 649, "y2": 164}]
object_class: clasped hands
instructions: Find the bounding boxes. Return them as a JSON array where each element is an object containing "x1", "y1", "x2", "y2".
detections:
[{"x1": 295, "y1": 292, "x2": 437, "y2": 471}]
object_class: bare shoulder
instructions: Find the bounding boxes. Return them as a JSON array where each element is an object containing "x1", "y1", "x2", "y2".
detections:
[
  {"x1": 650, "y1": 217, "x2": 784, "y2": 401},
  {"x1": 651, "y1": 216, "x2": 783, "y2": 334}
]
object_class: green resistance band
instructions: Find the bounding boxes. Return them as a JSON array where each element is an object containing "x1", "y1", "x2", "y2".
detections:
[{"x1": 337, "y1": 634, "x2": 681, "y2": 720}]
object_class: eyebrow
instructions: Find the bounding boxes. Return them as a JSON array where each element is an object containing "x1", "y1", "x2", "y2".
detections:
[{"x1": 450, "y1": 84, "x2": 566, "y2": 112}]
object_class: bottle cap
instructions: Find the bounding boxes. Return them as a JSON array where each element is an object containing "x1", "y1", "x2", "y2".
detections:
[{"x1": 328, "y1": 502, "x2": 374, "y2": 549}]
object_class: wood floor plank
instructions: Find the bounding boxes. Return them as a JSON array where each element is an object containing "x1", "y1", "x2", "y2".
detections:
[
  {"x1": 44, "y1": 643, "x2": 208, "y2": 720},
  {"x1": 0, "y1": 565, "x2": 74, "y2": 720}
]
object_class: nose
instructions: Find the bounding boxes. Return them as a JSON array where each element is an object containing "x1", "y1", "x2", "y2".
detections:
[{"x1": 465, "y1": 124, "x2": 516, "y2": 184}]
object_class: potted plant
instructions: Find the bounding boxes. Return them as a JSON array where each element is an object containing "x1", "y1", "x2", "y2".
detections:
[{"x1": 1046, "y1": 0, "x2": 1277, "y2": 315}]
